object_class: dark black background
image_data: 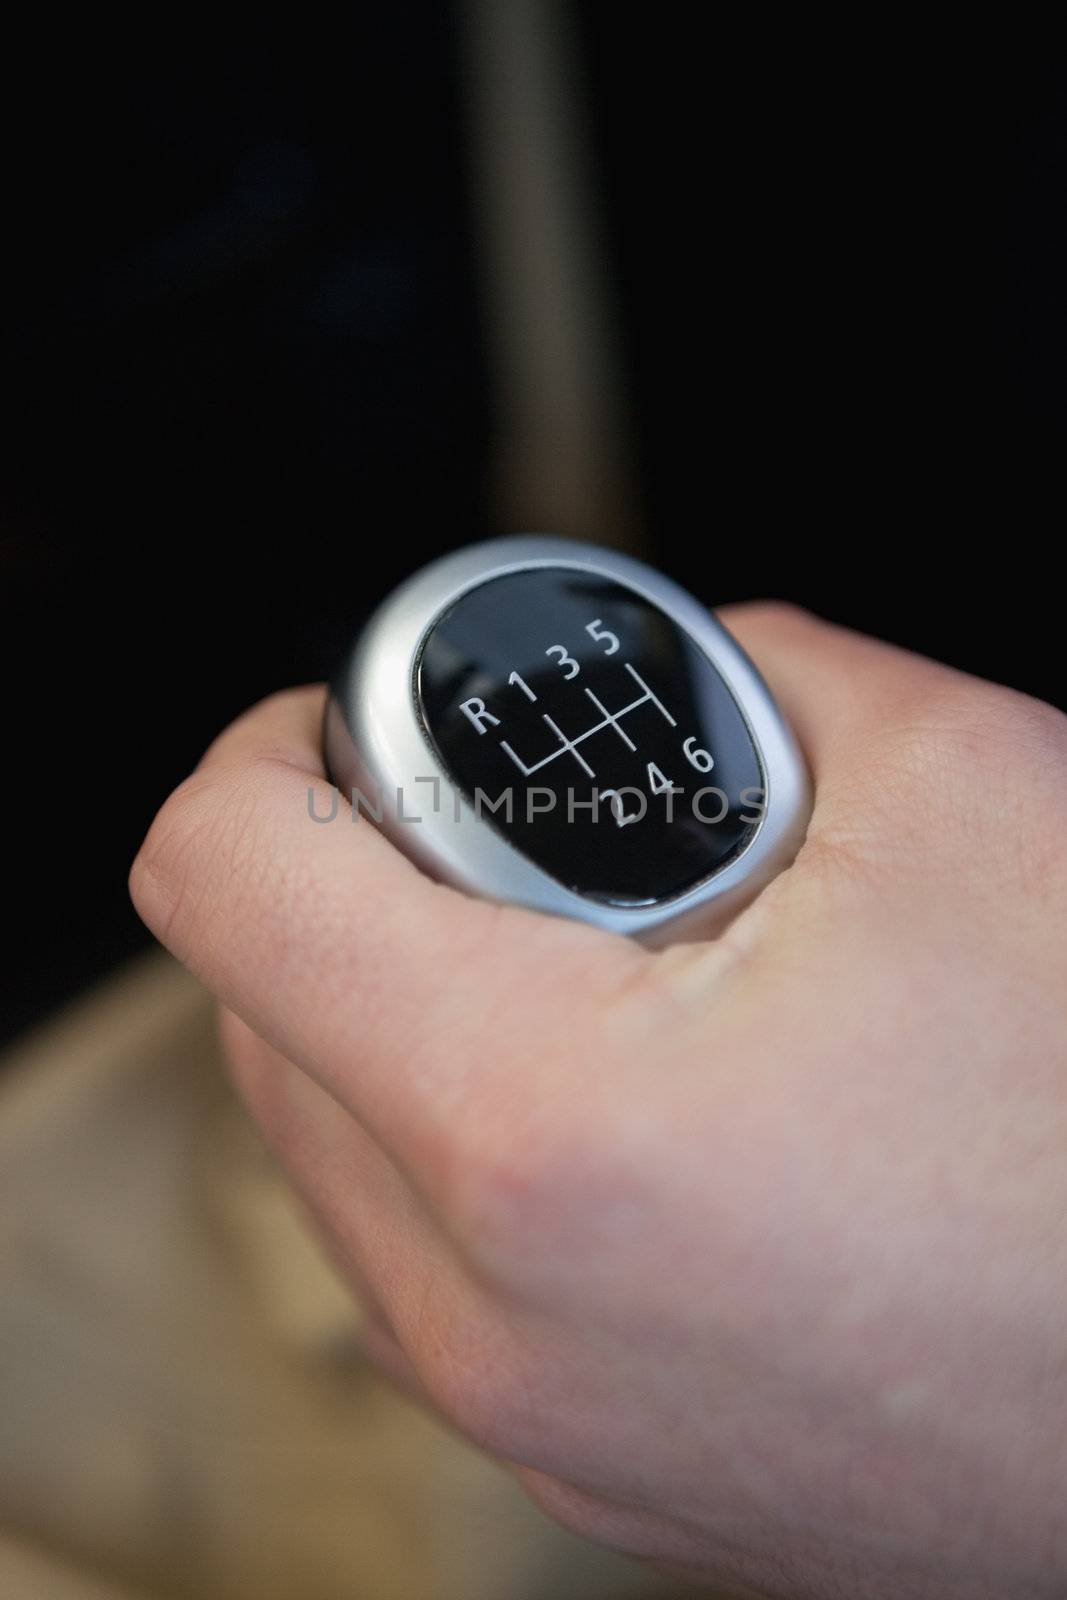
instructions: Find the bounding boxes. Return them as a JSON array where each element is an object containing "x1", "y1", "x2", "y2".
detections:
[{"x1": 2, "y1": 12, "x2": 1064, "y2": 1045}]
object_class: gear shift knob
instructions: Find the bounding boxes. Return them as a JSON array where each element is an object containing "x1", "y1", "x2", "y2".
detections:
[{"x1": 324, "y1": 537, "x2": 810, "y2": 944}]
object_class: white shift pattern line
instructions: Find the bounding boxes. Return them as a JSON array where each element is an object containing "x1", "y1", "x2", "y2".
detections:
[
  {"x1": 624, "y1": 661, "x2": 677, "y2": 726},
  {"x1": 541, "y1": 713, "x2": 596, "y2": 778},
  {"x1": 498, "y1": 661, "x2": 676, "y2": 779},
  {"x1": 582, "y1": 687, "x2": 637, "y2": 750}
]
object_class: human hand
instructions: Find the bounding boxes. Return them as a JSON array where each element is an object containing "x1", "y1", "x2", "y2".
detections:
[{"x1": 130, "y1": 604, "x2": 1067, "y2": 1599}]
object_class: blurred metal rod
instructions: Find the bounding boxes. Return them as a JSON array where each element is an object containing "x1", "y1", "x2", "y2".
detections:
[{"x1": 460, "y1": 0, "x2": 642, "y2": 550}]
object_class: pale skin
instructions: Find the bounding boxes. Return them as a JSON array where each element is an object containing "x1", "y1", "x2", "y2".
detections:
[{"x1": 129, "y1": 604, "x2": 1067, "y2": 1600}]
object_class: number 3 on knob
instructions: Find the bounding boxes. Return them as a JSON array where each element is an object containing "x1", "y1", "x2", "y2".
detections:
[{"x1": 545, "y1": 645, "x2": 580, "y2": 679}]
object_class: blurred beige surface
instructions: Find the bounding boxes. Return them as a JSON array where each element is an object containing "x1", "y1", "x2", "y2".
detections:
[{"x1": 0, "y1": 952, "x2": 709, "y2": 1599}]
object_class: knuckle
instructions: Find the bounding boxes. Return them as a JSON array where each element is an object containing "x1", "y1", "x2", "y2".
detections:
[
  {"x1": 810, "y1": 680, "x2": 1067, "y2": 893},
  {"x1": 886, "y1": 681, "x2": 1067, "y2": 822},
  {"x1": 981, "y1": 687, "x2": 1067, "y2": 777},
  {"x1": 429, "y1": 957, "x2": 657, "y2": 1294},
  {"x1": 439, "y1": 1106, "x2": 609, "y2": 1297},
  {"x1": 442, "y1": 1122, "x2": 564, "y2": 1273},
  {"x1": 914, "y1": 680, "x2": 1065, "y2": 768}
]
